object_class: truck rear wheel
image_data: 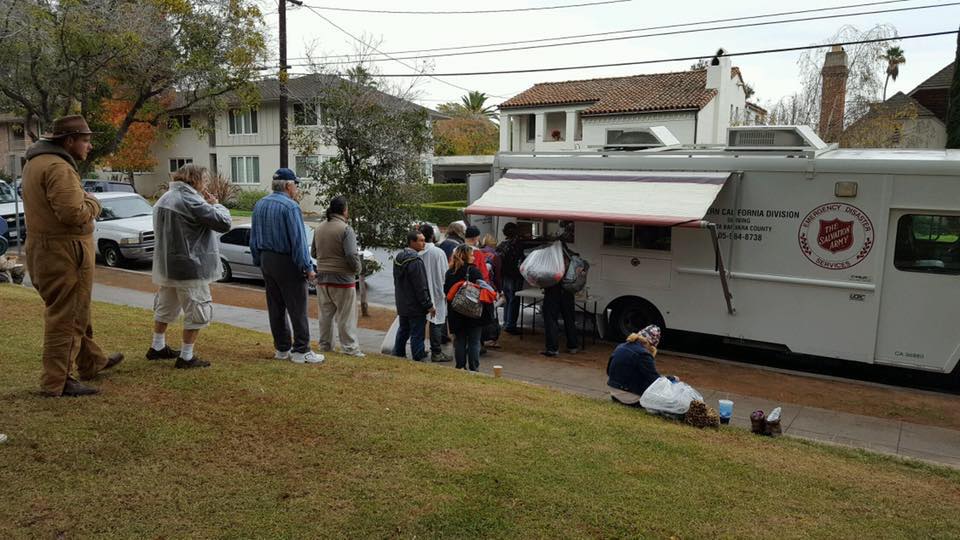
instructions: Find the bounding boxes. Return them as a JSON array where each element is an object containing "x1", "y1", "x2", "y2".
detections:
[
  {"x1": 101, "y1": 242, "x2": 124, "y2": 268},
  {"x1": 607, "y1": 297, "x2": 664, "y2": 343}
]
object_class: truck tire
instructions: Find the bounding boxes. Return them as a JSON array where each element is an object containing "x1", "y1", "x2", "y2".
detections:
[
  {"x1": 219, "y1": 259, "x2": 232, "y2": 282},
  {"x1": 606, "y1": 297, "x2": 665, "y2": 343},
  {"x1": 101, "y1": 242, "x2": 124, "y2": 268}
]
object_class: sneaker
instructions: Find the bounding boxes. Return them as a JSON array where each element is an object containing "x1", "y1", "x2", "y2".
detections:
[
  {"x1": 146, "y1": 345, "x2": 180, "y2": 360},
  {"x1": 175, "y1": 357, "x2": 211, "y2": 369},
  {"x1": 342, "y1": 349, "x2": 366, "y2": 358},
  {"x1": 0, "y1": 434, "x2": 7, "y2": 444},
  {"x1": 540, "y1": 350, "x2": 559, "y2": 358},
  {"x1": 274, "y1": 349, "x2": 291, "y2": 360},
  {"x1": 567, "y1": 348, "x2": 580, "y2": 355},
  {"x1": 431, "y1": 352, "x2": 451, "y2": 363},
  {"x1": 291, "y1": 351, "x2": 324, "y2": 364}
]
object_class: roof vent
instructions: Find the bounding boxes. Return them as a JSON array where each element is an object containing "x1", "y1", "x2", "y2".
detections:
[
  {"x1": 727, "y1": 125, "x2": 827, "y2": 151},
  {"x1": 601, "y1": 125, "x2": 681, "y2": 151}
]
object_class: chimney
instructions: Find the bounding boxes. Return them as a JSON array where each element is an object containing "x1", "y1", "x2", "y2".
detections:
[{"x1": 819, "y1": 46, "x2": 848, "y2": 142}]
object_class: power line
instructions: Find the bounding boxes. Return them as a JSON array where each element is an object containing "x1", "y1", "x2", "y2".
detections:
[
  {"x1": 310, "y1": 30, "x2": 957, "y2": 78},
  {"x1": 300, "y1": 0, "x2": 629, "y2": 15},
  {"x1": 295, "y1": 1, "x2": 960, "y2": 65},
  {"x1": 287, "y1": 0, "x2": 915, "y2": 60},
  {"x1": 299, "y1": 5, "x2": 509, "y2": 98}
]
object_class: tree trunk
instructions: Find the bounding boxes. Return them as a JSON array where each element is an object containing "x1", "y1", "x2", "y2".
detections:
[
  {"x1": 883, "y1": 75, "x2": 890, "y2": 101},
  {"x1": 359, "y1": 273, "x2": 370, "y2": 317},
  {"x1": 127, "y1": 170, "x2": 136, "y2": 194}
]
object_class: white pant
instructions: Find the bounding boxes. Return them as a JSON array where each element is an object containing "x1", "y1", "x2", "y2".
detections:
[{"x1": 316, "y1": 285, "x2": 360, "y2": 353}]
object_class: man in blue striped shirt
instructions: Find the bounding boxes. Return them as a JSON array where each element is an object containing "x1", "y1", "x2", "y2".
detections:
[{"x1": 250, "y1": 168, "x2": 323, "y2": 364}]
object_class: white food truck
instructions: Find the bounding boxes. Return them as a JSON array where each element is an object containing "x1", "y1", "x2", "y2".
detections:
[{"x1": 466, "y1": 126, "x2": 960, "y2": 377}]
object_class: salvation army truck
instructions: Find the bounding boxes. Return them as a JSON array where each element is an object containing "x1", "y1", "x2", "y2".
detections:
[{"x1": 466, "y1": 125, "x2": 960, "y2": 377}]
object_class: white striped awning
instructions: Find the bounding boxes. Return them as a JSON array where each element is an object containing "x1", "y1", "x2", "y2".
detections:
[{"x1": 465, "y1": 169, "x2": 731, "y2": 226}]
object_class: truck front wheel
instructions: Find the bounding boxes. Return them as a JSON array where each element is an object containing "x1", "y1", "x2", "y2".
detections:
[
  {"x1": 607, "y1": 297, "x2": 664, "y2": 343},
  {"x1": 101, "y1": 242, "x2": 124, "y2": 268}
]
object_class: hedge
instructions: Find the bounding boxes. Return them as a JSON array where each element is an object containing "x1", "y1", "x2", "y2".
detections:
[
  {"x1": 234, "y1": 189, "x2": 270, "y2": 211},
  {"x1": 414, "y1": 200, "x2": 467, "y2": 225},
  {"x1": 425, "y1": 183, "x2": 467, "y2": 203}
]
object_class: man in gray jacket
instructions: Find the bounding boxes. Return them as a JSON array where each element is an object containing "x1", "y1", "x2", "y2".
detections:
[
  {"x1": 311, "y1": 196, "x2": 364, "y2": 356},
  {"x1": 147, "y1": 164, "x2": 231, "y2": 369}
]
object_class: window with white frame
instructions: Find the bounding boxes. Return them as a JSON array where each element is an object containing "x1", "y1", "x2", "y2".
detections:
[
  {"x1": 169, "y1": 158, "x2": 193, "y2": 173},
  {"x1": 230, "y1": 156, "x2": 260, "y2": 184},
  {"x1": 228, "y1": 108, "x2": 258, "y2": 135},
  {"x1": 167, "y1": 114, "x2": 192, "y2": 129},
  {"x1": 295, "y1": 155, "x2": 325, "y2": 178},
  {"x1": 294, "y1": 102, "x2": 322, "y2": 126}
]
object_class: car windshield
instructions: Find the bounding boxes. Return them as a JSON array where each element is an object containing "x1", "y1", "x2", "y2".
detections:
[
  {"x1": 0, "y1": 182, "x2": 15, "y2": 204},
  {"x1": 99, "y1": 196, "x2": 153, "y2": 221}
]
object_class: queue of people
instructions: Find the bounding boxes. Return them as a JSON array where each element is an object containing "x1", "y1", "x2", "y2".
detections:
[{"x1": 20, "y1": 115, "x2": 598, "y2": 397}]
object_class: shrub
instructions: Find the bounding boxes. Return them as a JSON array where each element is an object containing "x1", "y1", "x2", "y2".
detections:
[
  {"x1": 425, "y1": 183, "x2": 467, "y2": 203},
  {"x1": 208, "y1": 173, "x2": 241, "y2": 208},
  {"x1": 414, "y1": 200, "x2": 467, "y2": 225},
  {"x1": 235, "y1": 189, "x2": 269, "y2": 211}
]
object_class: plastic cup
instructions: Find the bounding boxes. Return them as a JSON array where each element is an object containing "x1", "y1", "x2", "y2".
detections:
[
  {"x1": 493, "y1": 365, "x2": 503, "y2": 378},
  {"x1": 718, "y1": 399, "x2": 734, "y2": 423}
]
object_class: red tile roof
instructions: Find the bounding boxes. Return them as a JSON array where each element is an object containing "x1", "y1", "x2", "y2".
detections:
[{"x1": 499, "y1": 69, "x2": 734, "y2": 116}]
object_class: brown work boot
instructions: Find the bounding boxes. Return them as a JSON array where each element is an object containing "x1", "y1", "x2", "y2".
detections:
[
  {"x1": 59, "y1": 378, "x2": 99, "y2": 397},
  {"x1": 80, "y1": 352, "x2": 124, "y2": 381}
]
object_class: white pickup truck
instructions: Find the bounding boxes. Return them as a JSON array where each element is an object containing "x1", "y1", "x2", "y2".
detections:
[{"x1": 92, "y1": 192, "x2": 155, "y2": 267}]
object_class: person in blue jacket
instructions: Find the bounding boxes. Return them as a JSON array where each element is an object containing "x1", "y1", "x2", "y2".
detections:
[{"x1": 606, "y1": 325, "x2": 678, "y2": 407}]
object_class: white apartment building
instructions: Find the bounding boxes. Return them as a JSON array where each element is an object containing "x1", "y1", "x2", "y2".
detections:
[{"x1": 498, "y1": 56, "x2": 757, "y2": 151}]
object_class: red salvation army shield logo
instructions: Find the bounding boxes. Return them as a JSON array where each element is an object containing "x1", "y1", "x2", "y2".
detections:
[
  {"x1": 798, "y1": 203, "x2": 874, "y2": 269},
  {"x1": 817, "y1": 218, "x2": 854, "y2": 253}
]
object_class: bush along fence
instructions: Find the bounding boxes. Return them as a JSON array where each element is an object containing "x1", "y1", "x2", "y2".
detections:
[
  {"x1": 424, "y1": 183, "x2": 467, "y2": 203},
  {"x1": 414, "y1": 200, "x2": 467, "y2": 225}
]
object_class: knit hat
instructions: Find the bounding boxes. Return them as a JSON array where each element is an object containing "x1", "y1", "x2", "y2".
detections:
[
  {"x1": 638, "y1": 325, "x2": 661, "y2": 347},
  {"x1": 465, "y1": 225, "x2": 481, "y2": 239}
]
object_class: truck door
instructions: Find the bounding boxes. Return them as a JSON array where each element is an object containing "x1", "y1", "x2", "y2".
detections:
[{"x1": 876, "y1": 211, "x2": 960, "y2": 372}]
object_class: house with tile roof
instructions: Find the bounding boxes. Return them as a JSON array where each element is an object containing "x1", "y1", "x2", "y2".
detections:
[
  {"x1": 840, "y1": 62, "x2": 953, "y2": 149},
  {"x1": 136, "y1": 73, "x2": 445, "y2": 197},
  {"x1": 497, "y1": 56, "x2": 751, "y2": 151}
]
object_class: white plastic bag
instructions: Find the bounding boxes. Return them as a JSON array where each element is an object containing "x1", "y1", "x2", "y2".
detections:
[
  {"x1": 520, "y1": 241, "x2": 566, "y2": 288},
  {"x1": 639, "y1": 377, "x2": 704, "y2": 415}
]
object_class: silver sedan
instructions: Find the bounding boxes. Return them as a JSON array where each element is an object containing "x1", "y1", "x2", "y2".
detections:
[{"x1": 217, "y1": 223, "x2": 317, "y2": 293}]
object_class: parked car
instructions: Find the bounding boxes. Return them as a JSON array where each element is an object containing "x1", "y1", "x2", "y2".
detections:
[
  {"x1": 0, "y1": 181, "x2": 26, "y2": 245},
  {"x1": 218, "y1": 223, "x2": 317, "y2": 293},
  {"x1": 83, "y1": 180, "x2": 137, "y2": 194},
  {"x1": 92, "y1": 192, "x2": 155, "y2": 267}
]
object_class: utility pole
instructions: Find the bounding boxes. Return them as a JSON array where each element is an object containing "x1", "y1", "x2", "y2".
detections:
[{"x1": 278, "y1": 0, "x2": 303, "y2": 169}]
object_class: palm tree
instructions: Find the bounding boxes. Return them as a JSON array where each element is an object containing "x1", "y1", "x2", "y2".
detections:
[
  {"x1": 882, "y1": 46, "x2": 906, "y2": 100},
  {"x1": 460, "y1": 91, "x2": 497, "y2": 118}
]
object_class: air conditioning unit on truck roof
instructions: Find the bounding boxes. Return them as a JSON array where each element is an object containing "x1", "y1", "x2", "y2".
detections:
[{"x1": 471, "y1": 124, "x2": 960, "y2": 381}]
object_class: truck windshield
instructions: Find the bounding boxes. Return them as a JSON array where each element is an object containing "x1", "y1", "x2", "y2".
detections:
[
  {"x1": 0, "y1": 183, "x2": 15, "y2": 204},
  {"x1": 99, "y1": 196, "x2": 153, "y2": 221}
]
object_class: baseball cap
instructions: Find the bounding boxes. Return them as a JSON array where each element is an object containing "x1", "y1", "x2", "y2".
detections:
[{"x1": 273, "y1": 168, "x2": 299, "y2": 182}]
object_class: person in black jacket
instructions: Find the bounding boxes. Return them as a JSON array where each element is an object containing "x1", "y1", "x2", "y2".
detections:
[
  {"x1": 606, "y1": 325, "x2": 677, "y2": 406},
  {"x1": 392, "y1": 230, "x2": 435, "y2": 361},
  {"x1": 444, "y1": 244, "x2": 486, "y2": 371}
]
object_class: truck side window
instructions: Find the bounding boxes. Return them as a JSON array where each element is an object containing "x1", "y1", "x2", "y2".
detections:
[
  {"x1": 894, "y1": 214, "x2": 960, "y2": 274},
  {"x1": 603, "y1": 223, "x2": 671, "y2": 251}
]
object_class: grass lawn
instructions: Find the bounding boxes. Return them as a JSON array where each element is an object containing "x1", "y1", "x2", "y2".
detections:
[
  {"x1": 2, "y1": 285, "x2": 959, "y2": 538},
  {"x1": 229, "y1": 209, "x2": 253, "y2": 218}
]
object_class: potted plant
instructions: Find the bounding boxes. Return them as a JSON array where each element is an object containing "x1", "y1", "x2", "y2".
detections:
[{"x1": 551, "y1": 129, "x2": 562, "y2": 141}]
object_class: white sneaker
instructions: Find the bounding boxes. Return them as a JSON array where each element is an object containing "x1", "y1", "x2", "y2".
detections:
[
  {"x1": 291, "y1": 350, "x2": 325, "y2": 364},
  {"x1": 0, "y1": 433, "x2": 7, "y2": 444},
  {"x1": 342, "y1": 349, "x2": 366, "y2": 358},
  {"x1": 274, "y1": 350, "x2": 291, "y2": 360}
]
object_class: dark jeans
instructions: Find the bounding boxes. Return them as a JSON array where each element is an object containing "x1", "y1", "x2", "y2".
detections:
[
  {"x1": 393, "y1": 315, "x2": 427, "y2": 361},
  {"x1": 261, "y1": 251, "x2": 310, "y2": 354},
  {"x1": 429, "y1": 322, "x2": 444, "y2": 355},
  {"x1": 502, "y1": 276, "x2": 523, "y2": 330},
  {"x1": 454, "y1": 326, "x2": 482, "y2": 371},
  {"x1": 543, "y1": 285, "x2": 579, "y2": 353}
]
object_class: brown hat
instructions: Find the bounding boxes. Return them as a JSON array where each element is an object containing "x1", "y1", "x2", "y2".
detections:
[{"x1": 40, "y1": 115, "x2": 95, "y2": 140}]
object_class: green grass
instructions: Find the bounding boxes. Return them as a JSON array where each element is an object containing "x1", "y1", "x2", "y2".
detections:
[
  {"x1": 229, "y1": 209, "x2": 253, "y2": 217},
  {"x1": 2, "y1": 285, "x2": 960, "y2": 538}
]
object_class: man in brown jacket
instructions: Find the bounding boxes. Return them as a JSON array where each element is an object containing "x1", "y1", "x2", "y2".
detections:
[{"x1": 22, "y1": 115, "x2": 123, "y2": 397}]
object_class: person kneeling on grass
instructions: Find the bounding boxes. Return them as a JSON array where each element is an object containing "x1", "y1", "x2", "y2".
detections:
[
  {"x1": 146, "y1": 164, "x2": 232, "y2": 369},
  {"x1": 606, "y1": 325, "x2": 679, "y2": 407}
]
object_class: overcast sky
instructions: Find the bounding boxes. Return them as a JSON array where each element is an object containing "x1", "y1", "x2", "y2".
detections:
[{"x1": 260, "y1": 0, "x2": 960, "y2": 110}]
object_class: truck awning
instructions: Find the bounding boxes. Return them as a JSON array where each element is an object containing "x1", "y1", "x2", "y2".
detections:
[{"x1": 465, "y1": 169, "x2": 732, "y2": 226}]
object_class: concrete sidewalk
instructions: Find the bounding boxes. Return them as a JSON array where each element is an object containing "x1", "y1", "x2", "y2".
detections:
[{"x1": 92, "y1": 283, "x2": 960, "y2": 469}]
